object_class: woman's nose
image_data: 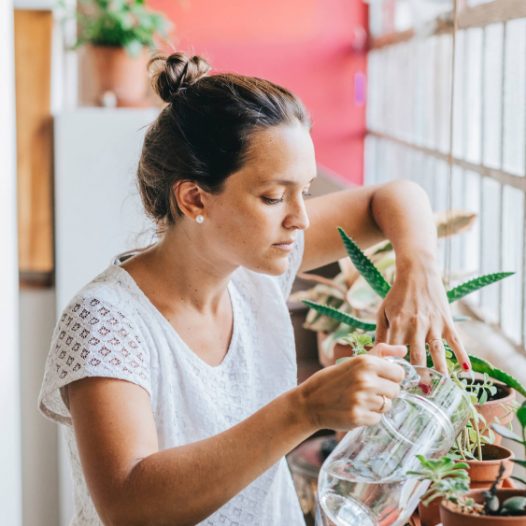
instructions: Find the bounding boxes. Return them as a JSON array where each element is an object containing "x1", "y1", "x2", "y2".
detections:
[{"x1": 285, "y1": 197, "x2": 310, "y2": 231}]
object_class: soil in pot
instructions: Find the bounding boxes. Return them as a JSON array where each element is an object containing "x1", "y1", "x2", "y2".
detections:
[
  {"x1": 440, "y1": 489, "x2": 526, "y2": 525},
  {"x1": 467, "y1": 444, "x2": 514, "y2": 490}
]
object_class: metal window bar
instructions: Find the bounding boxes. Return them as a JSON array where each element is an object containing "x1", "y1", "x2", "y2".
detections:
[{"x1": 365, "y1": 0, "x2": 526, "y2": 352}]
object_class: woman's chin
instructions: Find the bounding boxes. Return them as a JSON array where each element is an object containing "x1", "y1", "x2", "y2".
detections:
[{"x1": 246, "y1": 256, "x2": 289, "y2": 276}]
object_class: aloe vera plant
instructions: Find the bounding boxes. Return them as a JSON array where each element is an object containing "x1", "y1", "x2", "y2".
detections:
[
  {"x1": 303, "y1": 227, "x2": 526, "y2": 398},
  {"x1": 335, "y1": 227, "x2": 513, "y2": 307}
]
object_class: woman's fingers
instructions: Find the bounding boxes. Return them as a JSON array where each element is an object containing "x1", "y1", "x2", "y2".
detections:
[
  {"x1": 444, "y1": 326, "x2": 471, "y2": 372},
  {"x1": 369, "y1": 342, "x2": 407, "y2": 359},
  {"x1": 375, "y1": 308, "x2": 389, "y2": 344},
  {"x1": 408, "y1": 326, "x2": 427, "y2": 368},
  {"x1": 426, "y1": 332, "x2": 448, "y2": 374},
  {"x1": 386, "y1": 319, "x2": 405, "y2": 345}
]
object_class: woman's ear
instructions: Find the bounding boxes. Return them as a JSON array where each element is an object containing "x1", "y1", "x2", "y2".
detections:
[{"x1": 172, "y1": 181, "x2": 206, "y2": 220}]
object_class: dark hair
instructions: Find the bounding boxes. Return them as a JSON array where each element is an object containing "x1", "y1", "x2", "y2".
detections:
[{"x1": 138, "y1": 52, "x2": 311, "y2": 227}]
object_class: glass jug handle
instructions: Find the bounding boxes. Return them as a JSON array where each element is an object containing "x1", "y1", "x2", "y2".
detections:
[{"x1": 385, "y1": 357, "x2": 420, "y2": 390}]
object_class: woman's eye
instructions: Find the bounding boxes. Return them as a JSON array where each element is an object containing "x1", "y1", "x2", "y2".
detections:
[{"x1": 262, "y1": 196, "x2": 284, "y2": 205}]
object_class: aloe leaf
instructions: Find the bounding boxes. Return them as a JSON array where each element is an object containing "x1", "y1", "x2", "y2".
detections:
[
  {"x1": 303, "y1": 300, "x2": 377, "y2": 331},
  {"x1": 337, "y1": 227, "x2": 391, "y2": 298},
  {"x1": 512, "y1": 475, "x2": 526, "y2": 486},
  {"x1": 447, "y1": 272, "x2": 514, "y2": 303},
  {"x1": 468, "y1": 355, "x2": 526, "y2": 398},
  {"x1": 512, "y1": 459, "x2": 526, "y2": 469}
]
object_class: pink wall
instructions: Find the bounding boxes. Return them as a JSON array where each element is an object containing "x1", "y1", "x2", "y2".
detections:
[{"x1": 150, "y1": 0, "x2": 368, "y2": 185}]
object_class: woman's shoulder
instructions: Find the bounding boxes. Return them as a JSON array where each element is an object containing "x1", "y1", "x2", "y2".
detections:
[{"x1": 64, "y1": 265, "x2": 139, "y2": 319}]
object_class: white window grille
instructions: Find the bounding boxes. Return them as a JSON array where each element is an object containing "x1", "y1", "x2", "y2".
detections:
[{"x1": 365, "y1": 0, "x2": 526, "y2": 349}]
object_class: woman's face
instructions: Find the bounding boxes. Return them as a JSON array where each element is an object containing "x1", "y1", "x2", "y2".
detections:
[{"x1": 202, "y1": 121, "x2": 316, "y2": 275}]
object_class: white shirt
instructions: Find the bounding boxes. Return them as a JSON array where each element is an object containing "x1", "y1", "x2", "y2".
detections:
[{"x1": 39, "y1": 232, "x2": 306, "y2": 526}]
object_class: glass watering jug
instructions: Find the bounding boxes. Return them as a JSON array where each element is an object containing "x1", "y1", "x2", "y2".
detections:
[{"x1": 317, "y1": 360, "x2": 471, "y2": 526}]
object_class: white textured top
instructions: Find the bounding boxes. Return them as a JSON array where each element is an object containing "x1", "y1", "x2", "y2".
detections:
[{"x1": 39, "y1": 232, "x2": 306, "y2": 526}]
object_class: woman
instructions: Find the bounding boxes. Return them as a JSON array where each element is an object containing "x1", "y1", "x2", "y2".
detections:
[{"x1": 39, "y1": 53, "x2": 469, "y2": 526}]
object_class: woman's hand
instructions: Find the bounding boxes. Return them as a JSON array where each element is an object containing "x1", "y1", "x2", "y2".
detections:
[
  {"x1": 298, "y1": 343, "x2": 407, "y2": 431},
  {"x1": 375, "y1": 260, "x2": 470, "y2": 375}
]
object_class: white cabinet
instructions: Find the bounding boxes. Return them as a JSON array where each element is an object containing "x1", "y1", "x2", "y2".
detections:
[{"x1": 54, "y1": 108, "x2": 158, "y2": 312}]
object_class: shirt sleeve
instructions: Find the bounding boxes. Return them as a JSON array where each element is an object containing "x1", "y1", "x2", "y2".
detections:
[
  {"x1": 276, "y1": 230, "x2": 305, "y2": 300},
  {"x1": 38, "y1": 295, "x2": 151, "y2": 426}
]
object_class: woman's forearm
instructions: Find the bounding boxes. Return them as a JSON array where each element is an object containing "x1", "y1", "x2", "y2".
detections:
[
  {"x1": 370, "y1": 180, "x2": 438, "y2": 270},
  {"x1": 109, "y1": 388, "x2": 313, "y2": 526}
]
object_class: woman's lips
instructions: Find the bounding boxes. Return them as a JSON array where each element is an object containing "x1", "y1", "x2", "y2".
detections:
[{"x1": 272, "y1": 240, "x2": 295, "y2": 252}]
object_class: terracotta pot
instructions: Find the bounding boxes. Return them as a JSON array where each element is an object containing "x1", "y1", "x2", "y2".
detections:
[
  {"x1": 440, "y1": 489, "x2": 526, "y2": 525},
  {"x1": 84, "y1": 45, "x2": 151, "y2": 107},
  {"x1": 418, "y1": 498, "x2": 441, "y2": 526},
  {"x1": 416, "y1": 445, "x2": 514, "y2": 526},
  {"x1": 467, "y1": 444, "x2": 514, "y2": 490},
  {"x1": 475, "y1": 383, "x2": 515, "y2": 445}
]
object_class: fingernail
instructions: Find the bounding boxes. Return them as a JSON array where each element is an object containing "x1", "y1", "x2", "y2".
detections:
[
  {"x1": 462, "y1": 362, "x2": 470, "y2": 371},
  {"x1": 418, "y1": 382, "x2": 432, "y2": 395}
]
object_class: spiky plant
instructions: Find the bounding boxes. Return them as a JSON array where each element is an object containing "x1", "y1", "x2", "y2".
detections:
[{"x1": 303, "y1": 227, "x2": 526, "y2": 399}]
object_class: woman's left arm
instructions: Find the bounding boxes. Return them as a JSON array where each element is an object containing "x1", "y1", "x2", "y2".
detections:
[{"x1": 301, "y1": 179, "x2": 470, "y2": 374}]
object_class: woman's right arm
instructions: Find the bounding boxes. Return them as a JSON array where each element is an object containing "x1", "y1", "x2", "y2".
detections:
[{"x1": 68, "y1": 344, "x2": 405, "y2": 526}]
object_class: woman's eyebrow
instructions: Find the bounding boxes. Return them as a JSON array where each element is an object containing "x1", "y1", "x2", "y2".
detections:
[{"x1": 256, "y1": 176, "x2": 316, "y2": 187}]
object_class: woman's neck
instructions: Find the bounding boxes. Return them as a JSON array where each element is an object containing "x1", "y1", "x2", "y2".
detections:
[{"x1": 122, "y1": 226, "x2": 235, "y2": 316}]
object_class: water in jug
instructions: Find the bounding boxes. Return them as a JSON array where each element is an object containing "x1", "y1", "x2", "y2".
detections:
[{"x1": 317, "y1": 360, "x2": 471, "y2": 526}]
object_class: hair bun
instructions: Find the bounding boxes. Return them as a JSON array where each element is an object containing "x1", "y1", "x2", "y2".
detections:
[{"x1": 149, "y1": 52, "x2": 211, "y2": 102}]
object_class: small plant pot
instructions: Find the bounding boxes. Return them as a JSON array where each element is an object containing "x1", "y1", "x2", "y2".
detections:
[
  {"x1": 467, "y1": 444, "x2": 514, "y2": 490},
  {"x1": 475, "y1": 382, "x2": 515, "y2": 444},
  {"x1": 440, "y1": 489, "x2": 526, "y2": 525},
  {"x1": 418, "y1": 498, "x2": 441, "y2": 526},
  {"x1": 84, "y1": 45, "x2": 151, "y2": 107}
]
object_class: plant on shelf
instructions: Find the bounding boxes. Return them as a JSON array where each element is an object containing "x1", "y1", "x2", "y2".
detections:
[
  {"x1": 71, "y1": 0, "x2": 171, "y2": 56},
  {"x1": 436, "y1": 401, "x2": 526, "y2": 524},
  {"x1": 60, "y1": 0, "x2": 173, "y2": 106},
  {"x1": 406, "y1": 402, "x2": 526, "y2": 525}
]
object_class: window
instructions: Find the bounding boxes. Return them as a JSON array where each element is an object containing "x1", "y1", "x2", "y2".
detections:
[{"x1": 365, "y1": 0, "x2": 526, "y2": 349}]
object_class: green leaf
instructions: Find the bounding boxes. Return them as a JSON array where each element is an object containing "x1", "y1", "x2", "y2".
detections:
[
  {"x1": 469, "y1": 355, "x2": 526, "y2": 398},
  {"x1": 512, "y1": 475, "x2": 526, "y2": 486},
  {"x1": 512, "y1": 459, "x2": 526, "y2": 468},
  {"x1": 491, "y1": 424, "x2": 524, "y2": 445},
  {"x1": 124, "y1": 39, "x2": 143, "y2": 57},
  {"x1": 337, "y1": 227, "x2": 391, "y2": 298},
  {"x1": 303, "y1": 300, "x2": 377, "y2": 331},
  {"x1": 447, "y1": 272, "x2": 514, "y2": 303},
  {"x1": 517, "y1": 401, "x2": 526, "y2": 429}
]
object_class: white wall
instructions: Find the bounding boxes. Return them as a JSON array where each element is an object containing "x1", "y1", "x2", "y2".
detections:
[
  {"x1": 0, "y1": 0, "x2": 22, "y2": 524},
  {"x1": 20, "y1": 289, "x2": 60, "y2": 526}
]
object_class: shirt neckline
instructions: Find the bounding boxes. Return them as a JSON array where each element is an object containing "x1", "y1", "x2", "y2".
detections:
[{"x1": 109, "y1": 264, "x2": 240, "y2": 373}]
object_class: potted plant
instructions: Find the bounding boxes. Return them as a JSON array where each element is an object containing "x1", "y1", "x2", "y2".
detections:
[
  {"x1": 299, "y1": 225, "x2": 526, "y2": 524},
  {"x1": 63, "y1": 0, "x2": 172, "y2": 106},
  {"x1": 291, "y1": 210, "x2": 477, "y2": 366},
  {"x1": 297, "y1": 225, "x2": 525, "y2": 397},
  {"x1": 438, "y1": 401, "x2": 526, "y2": 525},
  {"x1": 408, "y1": 454, "x2": 471, "y2": 526}
]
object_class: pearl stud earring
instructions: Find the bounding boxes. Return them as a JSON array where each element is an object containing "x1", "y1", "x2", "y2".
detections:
[{"x1": 195, "y1": 214, "x2": 205, "y2": 224}]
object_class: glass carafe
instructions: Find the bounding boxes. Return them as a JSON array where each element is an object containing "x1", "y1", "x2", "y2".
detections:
[{"x1": 317, "y1": 361, "x2": 471, "y2": 526}]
